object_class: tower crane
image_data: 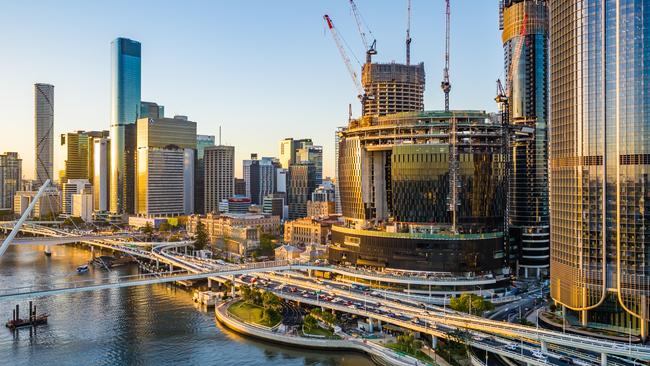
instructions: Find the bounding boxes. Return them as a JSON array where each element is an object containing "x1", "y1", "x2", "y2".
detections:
[
  {"x1": 349, "y1": 0, "x2": 377, "y2": 64},
  {"x1": 441, "y1": 0, "x2": 451, "y2": 112},
  {"x1": 406, "y1": 0, "x2": 412, "y2": 65},
  {"x1": 324, "y1": 14, "x2": 365, "y2": 101}
]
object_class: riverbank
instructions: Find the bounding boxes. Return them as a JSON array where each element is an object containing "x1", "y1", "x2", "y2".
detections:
[{"x1": 215, "y1": 299, "x2": 434, "y2": 366}]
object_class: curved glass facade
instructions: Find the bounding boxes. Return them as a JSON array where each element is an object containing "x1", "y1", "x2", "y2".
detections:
[
  {"x1": 332, "y1": 111, "x2": 507, "y2": 274},
  {"x1": 550, "y1": 0, "x2": 650, "y2": 336},
  {"x1": 109, "y1": 38, "x2": 141, "y2": 215},
  {"x1": 501, "y1": 0, "x2": 550, "y2": 278}
]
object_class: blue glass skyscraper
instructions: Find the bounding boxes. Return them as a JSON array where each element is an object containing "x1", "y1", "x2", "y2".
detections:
[{"x1": 109, "y1": 37, "x2": 141, "y2": 215}]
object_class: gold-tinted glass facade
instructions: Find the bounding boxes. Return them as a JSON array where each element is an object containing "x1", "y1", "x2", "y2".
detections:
[{"x1": 550, "y1": 0, "x2": 650, "y2": 334}]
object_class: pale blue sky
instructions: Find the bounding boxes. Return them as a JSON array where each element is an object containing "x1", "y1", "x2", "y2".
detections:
[{"x1": 0, "y1": 0, "x2": 503, "y2": 179}]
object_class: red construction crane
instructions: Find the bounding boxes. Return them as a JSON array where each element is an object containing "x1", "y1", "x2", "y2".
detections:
[
  {"x1": 324, "y1": 14, "x2": 365, "y2": 101},
  {"x1": 349, "y1": 0, "x2": 377, "y2": 63}
]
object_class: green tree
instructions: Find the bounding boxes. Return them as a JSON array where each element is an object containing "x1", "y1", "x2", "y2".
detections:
[
  {"x1": 141, "y1": 222, "x2": 154, "y2": 241},
  {"x1": 262, "y1": 292, "x2": 282, "y2": 313},
  {"x1": 303, "y1": 314, "x2": 318, "y2": 330},
  {"x1": 449, "y1": 293, "x2": 494, "y2": 315},
  {"x1": 396, "y1": 332, "x2": 423, "y2": 354},
  {"x1": 321, "y1": 311, "x2": 336, "y2": 326},
  {"x1": 194, "y1": 221, "x2": 208, "y2": 251},
  {"x1": 159, "y1": 222, "x2": 172, "y2": 232}
]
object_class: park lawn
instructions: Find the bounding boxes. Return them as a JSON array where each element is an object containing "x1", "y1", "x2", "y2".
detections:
[
  {"x1": 228, "y1": 301, "x2": 280, "y2": 327},
  {"x1": 387, "y1": 343, "x2": 435, "y2": 364},
  {"x1": 303, "y1": 325, "x2": 341, "y2": 339}
]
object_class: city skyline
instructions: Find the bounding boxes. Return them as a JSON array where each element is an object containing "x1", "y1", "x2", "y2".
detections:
[{"x1": 0, "y1": 0, "x2": 502, "y2": 180}]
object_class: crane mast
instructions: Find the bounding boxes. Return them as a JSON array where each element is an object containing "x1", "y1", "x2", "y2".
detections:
[
  {"x1": 441, "y1": 0, "x2": 451, "y2": 112},
  {"x1": 406, "y1": 0, "x2": 412, "y2": 65},
  {"x1": 324, "y1": 14, "x2": 365, "y2": 101},
  {"x1": 349, "y1": 0, "x2": 377, "y2": 64}
]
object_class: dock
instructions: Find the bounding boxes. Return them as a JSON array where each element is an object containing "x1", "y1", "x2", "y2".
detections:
[{"x1": 5, "y1": 301, "x2": 48, "y2": 330}]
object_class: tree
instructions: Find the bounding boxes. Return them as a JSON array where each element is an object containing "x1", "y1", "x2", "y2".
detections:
[
  {"x1": 303, "y1": 314, "x2": 318, "y2": 330},
  {"x1": 159, "y1": 222, "x2": 172, "y2": 232},
  {"x1": 141, "y1": 222, "x2": 154, "y2": 241},
  {"x1": 194, "y1": 221, "x2": 208, "y2": 251},
  {"x1": 262, "y1": 292, "x2": 282, "y2": 313},
  {"x1": 321, "y1": 311, "x2": 336, "y2": 326},
  {"x1": 449, "y1": 293, "x2": 494, "y2": 315},
  {"x1": 396, "y1": 332, "x2": 423, "y2": 354}
]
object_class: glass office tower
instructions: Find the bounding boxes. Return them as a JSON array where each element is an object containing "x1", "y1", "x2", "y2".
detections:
[
  {"x1": 109, "y1": 38, "x2": 141, "y2": 215},
  {"x1": 550, "y1": 0, "x2": 650, "y2": 338},
  {"x1": 500, "y1": 0, "x2": 550, "y2": 278}
]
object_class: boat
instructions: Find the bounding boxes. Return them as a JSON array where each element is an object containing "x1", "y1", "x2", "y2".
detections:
[
  {"x1": 76, "y1": 264, "x2": 89, "y2": 274},
  {"x1": 44, "y1": 247, "x2": 52, "y2": 256}
]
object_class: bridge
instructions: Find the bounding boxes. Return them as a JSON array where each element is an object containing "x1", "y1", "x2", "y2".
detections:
[{"x1": 1, "y1": 196, "x2": 648, "y2": 364}]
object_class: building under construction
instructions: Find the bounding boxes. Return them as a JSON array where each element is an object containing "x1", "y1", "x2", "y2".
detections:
[
  {"x1": 330, "y1": 110, "x2": 508, "y2": 277},
  {"x1": 361, "y1": 62, "x2": 425, "y2": 116}
]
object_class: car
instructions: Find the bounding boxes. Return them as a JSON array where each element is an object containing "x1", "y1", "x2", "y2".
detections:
[
  {"x1": 472, "y1": 335, "x2": 484, "y2": 341},
  {"x1": 559, "y1": 356, "x2": 574, "y2": 364},
  {"x1": 325, "y1": 285, "x2": 332, "y2": 289},
  {"x1": 613, "y1": 343, "x2": 628, "y2": 350},
  {"x1": 505, "y1": 343, "x2": 518, "y2": 351}
]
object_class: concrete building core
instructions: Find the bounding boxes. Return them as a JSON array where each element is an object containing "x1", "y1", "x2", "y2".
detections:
[{"x1": 361, "y1": 62, "x2": 425, "y2": 116}]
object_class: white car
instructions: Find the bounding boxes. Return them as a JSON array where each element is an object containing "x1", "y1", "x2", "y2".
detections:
[{"x1": 505, "y1": 343, "x2": 518, "y2": 351}]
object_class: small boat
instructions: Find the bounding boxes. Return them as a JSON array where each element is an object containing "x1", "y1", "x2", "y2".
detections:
[
  {"x1": 44, "y1": 247, "x2": 52, "y2": 256},
  {"x1": 76, "y1": 264, "x2": 89, "y2": 273}
]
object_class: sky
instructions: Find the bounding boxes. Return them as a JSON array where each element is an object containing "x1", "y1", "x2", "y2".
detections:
[{"x1": 0, "y1": 0, "x2": 503, "y2": 180}]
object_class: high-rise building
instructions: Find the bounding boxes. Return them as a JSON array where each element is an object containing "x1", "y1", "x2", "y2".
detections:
[
  {"x1": 549, "y1": 0, "x2": 650, "y2": 338},
  {"x1": 0, "y1": 152, "x2": 22, "y2": 210},
  {"x1": 136, "y1": 117, "x2": 196, "y2": 216},
  {"x1": 287, "y1": 162, "x2": 317, "y2": 220},
  {"x1": 296, "y1": 145, "x2": 323, "y2": 185},
  {"x1": 331, "y1": 111, "x2": 507, "y2": 275},
  {"x1": 110, "y1": 37, "x2": 141, "y2": 215},
  {"x1": 262, "y1": 193, "x2": 285, "y2": 219},
  {"x1": 234, "y1": 178, "x2": 246, "y2": 196},
  {"x1": 60, "y1": 131, "x2": 90, "y2": 182},
  {"x1": 334, "y1": 127, "x2": 344, "y2": 215},
  {"x1": 500, "y1": 0, "x2": 549, "y2": 278},
  {"x1": 140, "y1": 101, "x2": 164, "y2": 119},
  {"x1": 204, "y1": 145, "x2": 234, "y2": 214},
  {"x1": 196, "y1": 135, "x2": 215, "y2": 160},
  {"x1": 34, "y1": 83, "x2": 54, "y2": 187},
  {"x1": 92, "y1": 137, "x2": 110, "y2": 212},
  {"x1": 361, "y1": 63, "x2": 425, "y2": 116},
  {"x1": 243, "y1": 155, "x2": 280, "y2": 205},
  {"x1": 279, "y1": 138, "x2": 313, "y2": 169},
  {"x1": 194, "y1": 134, "x2": 215, "y2": 214}
]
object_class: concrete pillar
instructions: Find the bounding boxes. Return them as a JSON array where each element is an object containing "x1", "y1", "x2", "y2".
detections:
[
  {"x1": 601, "y1": 353, "x2": 607, "y2": 366},
  {"x1": 367, "y1": 318, "x2": 374, "y2": 332},
  {"x1": 377, "y1": 319, "x2": 382, "y2": 332},
  {"x1": 169, "y1": 264, "x2": 173, "y2": 273},
  {"x1": 580, "y1": 310, "x2": 588, "y2": 326},
  {"x1": 541, "y1": 340, "x2": 547, "y2": 353},
  {"x1": 231, "y1": 275, "x2": 236, "y2": 297},
  {"x1": 431, "y1": 335, "x2": 438, "y2": 349},
  {"x1": 208, "y1": 278, "x2": 212, "y2": 289}
]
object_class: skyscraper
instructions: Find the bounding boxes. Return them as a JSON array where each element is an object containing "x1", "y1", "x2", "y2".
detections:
[
  {"x1": 204, "y1": 145, "x2": 234, "y2": 213},
  {"x1": 60, "y1": 131, "x2": 90, "y2": 182},
  {"x1": 243, "y1": 155, "x2": 280, "y2": 205},
  {"x1": 34, "y1": 83, "x2": 54, "y2": 187},
  {"x1": 279, "y1": 138, "x2": 313, "y2": 169},
  {"x1": 287, "y1": 162, "x2": 317, "y2": 220},
  {"x1": 109, "y1": 37, "x2": 141, "y2": 215},
  {"x1": 92, "y1": 136, "x2": 110, "y2": 212},
  {"x1": 500, "y1": 0, "x2": 549, "y2": 278},
  {"x1": 135, "y1": 117, "x2": 196, "y2": 216},
  {"x1": 195, "y1": 135, "x2": 215, "y2": 214},
  {"x1": 139, "y1": 101, "x2": 164, "y2": 119},
  {"x1": 0, "y1": 152, "x2": 22, "y2": 210},
  {"x1": 296, "y1": 145, "x2": 323, "y2": 185},
  {"x1": 550, "y1": 0, "x2": 650, "y2": 338}
]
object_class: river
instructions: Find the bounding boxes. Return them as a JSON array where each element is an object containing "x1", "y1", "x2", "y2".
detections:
[{"x1": 0, "y1": 244, "x2": 375, "y2": 366}]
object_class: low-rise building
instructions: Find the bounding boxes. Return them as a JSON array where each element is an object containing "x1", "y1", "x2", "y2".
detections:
[
  {"x1": 72, "y1": 191, "x2": 93, "y2": 222},
  {"x1": 13, "y1": 190, "x2": 61, "y2": 219},
  {"x1": 283, "y1": 215, "x2": 340, "y2": 246},
  {"x1": 274, "y1": 244, "x2": 303, "y2": 261},
  {"x1": 306, "y1": 201, "x2": 335, "y2": 218},
  {"x1": 188, "y1": 212, "x2": 281, "y2": 241},
  {"x1": 299, "y1": 243, "x2": 328, "y2": 262},
  {"x1": 128, "y1": 216, "x2": 168, "y2": 229}
]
